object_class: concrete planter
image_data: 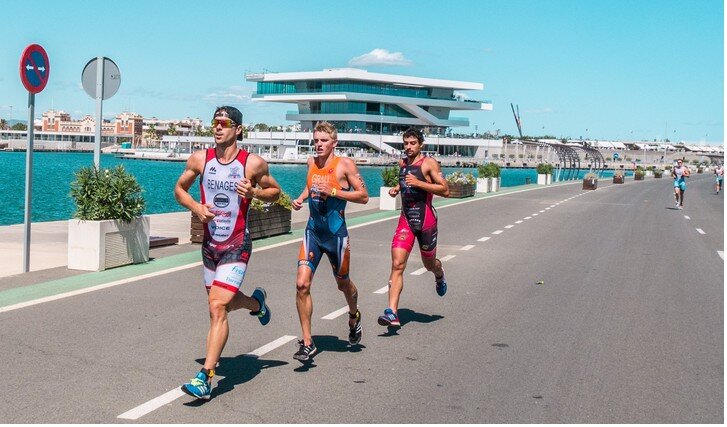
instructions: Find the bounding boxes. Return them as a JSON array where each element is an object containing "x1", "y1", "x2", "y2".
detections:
[
  {"x1": 634, "y1": 174, "x2": 645, "y2": 181},
  {"x1": 68, "y1": 216, "x2": 150, "y2": 271},
  {"x1": 448, "y1": 182, "x2": 475, "y2": 198},
  {"x1": 476, "y1": 177, "x2": 491, "y2": 193},
  {"x1": 537, "y1": 173, "x2": 550, "y2": 185},
  {"x1": 613, "y1": 176, "x2": 625, "y2": 184},
  {"x1": 379, "y1": 186, "x2": 401, "y2": 210},
  {"x1": 546, "y1": 174, "x2": 552, "y2": 185},
  {"x1": 491, "y1": 177, "x2": 501, "y2": 192}
]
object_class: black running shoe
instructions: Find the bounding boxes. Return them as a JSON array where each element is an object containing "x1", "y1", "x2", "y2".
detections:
[
  {"x1": 293, "y1": 340, "x2": 318, "y2": 361},
  {"x1": 348, "y1": 310, "x2": 362, "y2": 345}
]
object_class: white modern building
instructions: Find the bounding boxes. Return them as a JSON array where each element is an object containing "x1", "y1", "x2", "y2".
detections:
[{"x1": 244, "y1": 68, "x2": 498, "y2": 158}]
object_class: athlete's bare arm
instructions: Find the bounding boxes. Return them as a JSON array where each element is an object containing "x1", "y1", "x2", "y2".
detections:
[
  {"x1": 238, "y1": 154, "x2": 281, "y2": 202},
  {"x1": 175, "y1": 150, "x2": 216, "y2": 223},
  {"x1": 405, "y1": 157, "x2": 449, "y2": 197},
  {"x1": 337, "y1": 157, "x2": 369, "y2": 204}
]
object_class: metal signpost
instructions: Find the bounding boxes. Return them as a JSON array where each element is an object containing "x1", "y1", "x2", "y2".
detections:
[
  {"x1": 81, "y1": 57, "x2": 121, "y2": 168},
  {"x1": 19, "y1": 44, "x2": 51, "y2": 273}
]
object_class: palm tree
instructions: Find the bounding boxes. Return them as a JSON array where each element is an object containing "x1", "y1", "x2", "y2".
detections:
[{"x1": 0, "y1": 119, "x2": 6, "y2": 130}]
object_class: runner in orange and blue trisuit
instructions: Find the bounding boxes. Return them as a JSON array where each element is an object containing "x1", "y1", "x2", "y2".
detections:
[
  {"x1": 291, "y1": 121, "x2": 369, "y2": 361},
  {"x1": 378, "y1": 128, "x2": 450, "y2": 328}
]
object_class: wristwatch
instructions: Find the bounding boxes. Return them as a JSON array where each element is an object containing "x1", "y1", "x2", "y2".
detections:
[{"x1": 330, "y1": 188, "x2": 337, "y2": 197}]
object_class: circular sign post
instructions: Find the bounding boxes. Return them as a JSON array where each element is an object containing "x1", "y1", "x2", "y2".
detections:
[
  {"x1": 19, "y1": 44, "x2": 50, "y2": 273},
  {"x1": 81, "y1": 57, "x2": 121, "y2": 168}
]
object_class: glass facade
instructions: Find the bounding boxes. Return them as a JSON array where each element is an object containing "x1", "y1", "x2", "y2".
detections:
[{"x1": 257, "y1": 80, "x2": 455, "y2": 100}]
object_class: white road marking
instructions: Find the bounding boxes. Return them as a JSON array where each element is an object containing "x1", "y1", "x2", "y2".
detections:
[
  {"x1": 411, "y1": 267, "x2": 428, "y2": 275},
  {"x1": 515, "y1": 220, "x2": 523, "y2": 224},
  {"x1": 532, "y1": 213, "x2": 539, "y2": 216},
  {"x1": 684, "y1": 215, "x2": 690, "y2": 220},
  {"x1": 440, "y1": 255, "x2": 457, "y2": 262},
  {"x1": 696, "y1": 228, "x2": 706, "y2": 235},
  {"x1": 460, "y1": 245, "x2": 475, "y2": 251},
  {"x1": 504, "y1": 225, "x2": 514, "y2": 229},
  {"x1": 117, "y1": 335, "x2": 297, "y2": 420},
  {"x1": 524, "y1": 216, "x2": 532, "y2": 220},
  {"x1": 718, "y1": 251, "x2": 724, "y2": 260},
  {"x1": 477, "y1": 236, "x2": 491, "y2": 242},
  {"x1": 492, "y1": 230, "x2": 503, "y2": 235},
  {"x1": 545, "y1": 208, "x2": 551, "y2": 210},
  {"x1": 549, "y1": 205, "x2": 556, "y2": 208},
  {"x1": 374, "y1": 285, "x2": 389, "y2": 294},
  {"x1": 322, "y1": 306, "x2": 350, "y2": 320},
  {"x1": 539, "y1": 210, "x2": 545, "y2": 213}
]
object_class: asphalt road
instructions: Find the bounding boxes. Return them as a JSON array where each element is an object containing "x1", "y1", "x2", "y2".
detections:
[{"x1": 1, "y1": 175, "x2": 722, "y2": 423}]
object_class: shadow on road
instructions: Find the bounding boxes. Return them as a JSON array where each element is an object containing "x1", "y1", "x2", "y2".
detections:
[
  {"x1": 293, "y1": 334, "x2": 365, "y2": 373},
  {"x1": 184, "y1": 355, "x2": 288, "y2": 404},
  {"x1": 378, "y1": 308, "x2": 444, "y2": 337}
]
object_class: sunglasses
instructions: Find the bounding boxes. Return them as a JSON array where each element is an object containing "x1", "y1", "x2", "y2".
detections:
[{"x1": 211, "y1": 118, "x2": 237, "y2": 128}]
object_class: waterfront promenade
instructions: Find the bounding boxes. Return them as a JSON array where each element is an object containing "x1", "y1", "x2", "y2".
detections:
[{"x1": 0, "y1": 177, "x2": 722, "y2": 423}]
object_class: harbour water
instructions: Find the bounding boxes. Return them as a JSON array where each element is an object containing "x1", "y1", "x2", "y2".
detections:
[{"x1": 0, "y1": 152, "x2": 621, "y2": 226}]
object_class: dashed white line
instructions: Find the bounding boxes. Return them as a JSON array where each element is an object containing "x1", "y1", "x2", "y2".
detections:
[
  {"x1": 544, "y1": 208, "x2": 551, "y2": 210},
  {"x1": 684, "y1": 215, "x2": 691, "y2": 220},
  {"x1": 374, "y1": 285, "x2": 389, "y2": 294},
  {"x1": 718, "y1": 251, "x2": 724, "y2": 260},
  {"x1": 539, "y1": 210, "x2": 545, "y2": 213},
  {"x1": 549, "y1": 205, "x2": 556, "y2": 208},
  {"x1": 411, "y1": 267, "x2": 428, "y2": 276},
  {"x1": 696, "y1": 228, "x2": 706, "y2": 235},
  {"x1": 477, "y1": 236, "x2": 491, "y2": 242},
  {"x1": 515, "y1": 220, "x2": 523, "y2": 224},
  {"x1": 440, "y1": 255, "x2": 456, "y2": 262},
  {"x1": 524, "y1": 216, "x2": 532, "y2": 220},
  {"x1": 504, "y1": 225, "x2": 514, "y2": 229},
  {"x1": 532, "y1": 213, "x2": 539, "y2": 216},
  {"x1": 322, "y1": 306, "x2": 349, "y2": 320},
  {"x1": 117, "y1": 335, "x2": 297, "y2": 420},
  {"x1": 460, "y1": 245, "x2": 475, "y2": 251},
  {"x1": 492, "y1": 230, "x2": 503, "y2": 235}
]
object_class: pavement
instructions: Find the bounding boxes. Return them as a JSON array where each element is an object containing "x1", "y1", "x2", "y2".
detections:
[{"x1": 0, "y1": 177, "x2": 722, "y2": 423}]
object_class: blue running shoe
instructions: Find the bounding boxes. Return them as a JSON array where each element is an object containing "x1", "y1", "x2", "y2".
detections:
[
  {"x1": 435, "y1": 270, "x2": 447, "y2": 297},
  {"x1": 250, "y1": 287, "x2": 270, "y2": 326},
  {"x1": 377, "y1": 308, "x2": 400, "y2": 327},
  {"x1": 181, "y1": 371, "x2": 212, "y2": 400}
]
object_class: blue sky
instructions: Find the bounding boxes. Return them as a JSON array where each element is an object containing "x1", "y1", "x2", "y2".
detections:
[{"x1": 1, "y1": 0, "x2": 723, "y2": 143}]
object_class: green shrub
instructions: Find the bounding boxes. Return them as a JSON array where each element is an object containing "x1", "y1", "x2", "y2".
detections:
[
  {"x1": 477, "y1": 162, "x2": 501, "y2": 178},
  {"x1": 536, "y1": 163, "x2": 553, "y2": 174},
  {"x1": 70, "y1": 165, "x2": 145, "y2": 222},
  {"x1": 381, "y1": 165, "x2": 399, "y2": 187},
  {"x1": 654, "y1": 169, "x2": 663, "y2": 177},
  {"x1": 634, "y1": 169, "x2": 646, "y2": 177},
  {"x1": 251, "y1": 190, "x2": 292, "y2": 211},
  {"x1": 446, "y1": 171, "x2": 476, "y2": 185}
]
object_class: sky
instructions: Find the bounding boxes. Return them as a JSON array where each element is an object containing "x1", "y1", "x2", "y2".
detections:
[{"x1": 1, "y1": 0, "x2": 723, "y2": 144}]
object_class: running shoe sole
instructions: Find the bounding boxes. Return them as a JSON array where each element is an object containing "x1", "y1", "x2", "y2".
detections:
[{"x1": 181, "y1": 384, "x2": 211, "y2": 400}]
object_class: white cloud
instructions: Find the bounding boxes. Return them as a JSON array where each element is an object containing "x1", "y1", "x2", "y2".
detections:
[
  {"x1": 348, "y1": 49, "x2": 412, "y2": 67},
  {"x1": 203, "y1": 85, "x2": 252, "y2": 105}
]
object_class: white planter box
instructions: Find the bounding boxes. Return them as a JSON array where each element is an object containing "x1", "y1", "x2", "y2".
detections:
[
  {"x1": 491, "y1": 177, "x2": 500, "y2": 192},
  {"x1": 476, "y1": 177, "x2": 490, "y2": 193},
  {"x1": 546, "y1": 174, "x2": 552, "y2": 185},
  {"x1": 537, "y1": 173, "x2": 548, "y2": 185},
  {"x1": 68, "y1": 216, "x2": 150, "y2": 271},
  {"x1": 379, "y1": 186, "x2": 401, "y2": 210}
]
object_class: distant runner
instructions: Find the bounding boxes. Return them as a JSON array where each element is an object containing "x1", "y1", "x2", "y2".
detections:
[
  {"x1": 714, "y1": 164, "x2": 723, "y2": 194},
  {"x1": 291, "y1": 121, "x2": 369, "y2": 361},
  {"x1": 174, "y1": 106, "x2": 281, "y2": 400},
  {"x1": 672, "y1": 159, "x2": 690, "y2": 209},
  {"x1": 378, "y1": 128, "x2": 450, "y2": 328}
]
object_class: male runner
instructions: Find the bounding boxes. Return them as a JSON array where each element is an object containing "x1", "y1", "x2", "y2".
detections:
[
  {"x1": 174, "y1": 106, "x2": 281, "y2": 399},
  {"x1": 291, "y1": 121, "x2": 369, "y2": 361},
  {"x1": 714, "y1": 164, "x2": 723, "y2": 194},
  {"x1": 672, "y1": 159, "x2": 690, "y2": 209},
  {"x1": 378, "y1": 128, "x2": 450, "y2": 328}
]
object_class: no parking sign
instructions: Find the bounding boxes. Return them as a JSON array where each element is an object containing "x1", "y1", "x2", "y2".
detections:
[{"x1": 19, "y1": 44, "x2": 50, "y2": 94}]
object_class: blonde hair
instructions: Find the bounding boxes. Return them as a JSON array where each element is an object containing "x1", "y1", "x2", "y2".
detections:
[{"x1": 314, "y1": 121, "x2": 338, "y2": 140}]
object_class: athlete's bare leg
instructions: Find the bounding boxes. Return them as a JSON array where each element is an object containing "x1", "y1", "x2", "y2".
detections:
[
  {"x1": 422, "y1": 255, "x2": 444, "y2": 280},
  {"x1": 295, "y1": 266, "x2": 315, "y2": 345},
  {"x1": 336, "y1": 277, "x2": 359, "y2": 327},
  {"x1": 203, "y1": 286, "x2": 238, "y2": 371},
  {"x1": 388, "y1": 247, "x2": 411, "y2": 313}
]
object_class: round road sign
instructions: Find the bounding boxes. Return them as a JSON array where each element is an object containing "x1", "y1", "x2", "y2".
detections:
[
  {"x1": 81, "y1": 57, "x2": 121, "y2": 100},
  {"x1": 19, "y1": 44, "x2": 50, "y2": 94}
]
